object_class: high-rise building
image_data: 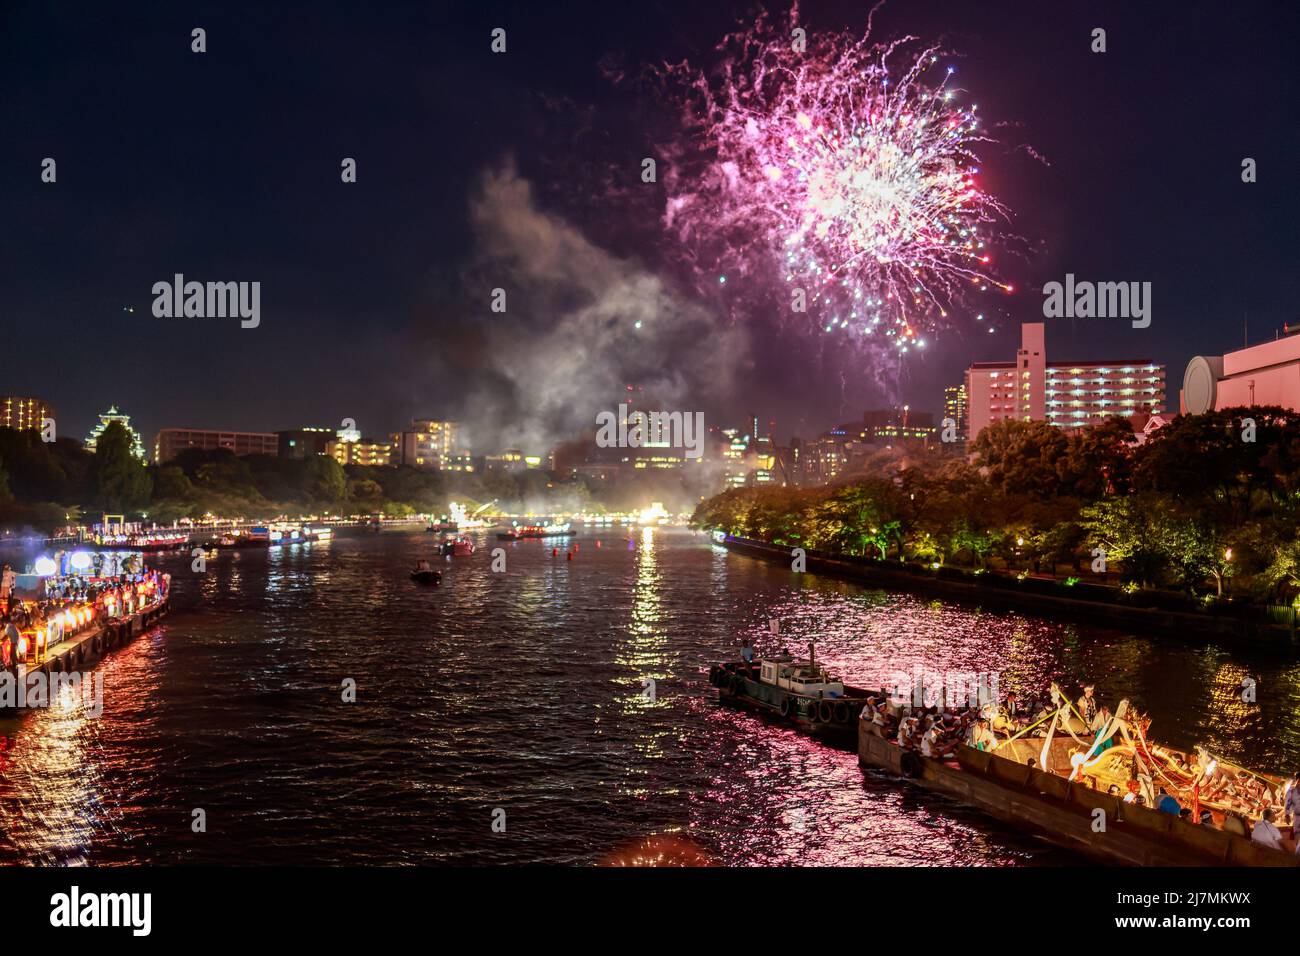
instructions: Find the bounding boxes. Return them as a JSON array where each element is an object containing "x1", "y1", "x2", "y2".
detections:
[
  {"x1": 943, "y1": 385, "x2": 968, "y2": 442},
  {"x1": 0, "y1": 396, "x2": 53, "y2": 432},
  {"x1": 154, "y1": 427, "x2": 279, "y2": 463},
  {"x1": 86, "y1": 406, "x2": 147, "y2": 460},
  {"x1": 965, "y1": 323, "x2": 1165, "y2": 439},
  {"x1": 394, "y1": 419, "x2": 461, "y2": 468},
  {"x1": 276, "y1": 427, "x2": 334, "y2": 459}
]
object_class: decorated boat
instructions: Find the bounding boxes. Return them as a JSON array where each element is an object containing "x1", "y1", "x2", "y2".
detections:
[
  {"x1": 858, "y1": 687, "x2": 1300, "y2": 867},
  {"x1": 496, "y1": 522, "x2": 575, "y2": 540}
]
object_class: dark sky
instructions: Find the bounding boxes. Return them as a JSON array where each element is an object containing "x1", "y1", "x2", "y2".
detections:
[{"x1": 3, "y1": 0, "x2": 1296, "y2": 450}]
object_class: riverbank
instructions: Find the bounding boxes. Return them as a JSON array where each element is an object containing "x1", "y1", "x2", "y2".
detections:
[{"x1": 719, "y1": 535, "x2": 1300, "y2": 649}]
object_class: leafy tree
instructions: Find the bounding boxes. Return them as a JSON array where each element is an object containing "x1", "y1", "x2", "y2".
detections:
[
  {"x1": 87, "y1": 421, "x2": 152, "y2": 514},
  {"x1": 971, "y1": 419, "x2": 1070, "y2": 499},
  {"x1": 304, "y1": 454, "x2": 347, "y2": 505}
]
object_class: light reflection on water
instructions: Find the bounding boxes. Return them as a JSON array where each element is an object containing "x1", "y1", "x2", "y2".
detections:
[{"x1": 0, "y1": 529, "x2": 1297, "y2": 866}]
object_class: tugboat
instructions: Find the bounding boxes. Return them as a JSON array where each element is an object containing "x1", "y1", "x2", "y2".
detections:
[{"x1": 709, "y1": 642, "x2": 871, "y2": 745}]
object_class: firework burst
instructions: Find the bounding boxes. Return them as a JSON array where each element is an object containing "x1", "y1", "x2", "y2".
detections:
[{"x1": 658, "y1": 7, "x2": 1014, "y2": 352}]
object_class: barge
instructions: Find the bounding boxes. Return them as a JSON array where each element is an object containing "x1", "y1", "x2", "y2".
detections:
[{"x1": 857, "y1": 706, "x2": 1300, "y2": 867}]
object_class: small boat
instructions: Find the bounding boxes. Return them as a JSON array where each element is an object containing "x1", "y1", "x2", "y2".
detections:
[
  {"x1": 709, "y1": 644, "x2": 871, "y2": 745},
  {"x1": 496, "y1": 522, "x2": 575, "y2": 540},
  {"x1": 410, "y1": 568, "x2": 442, "y2": 585},
  {"x1": 440, "y1": 536, "x2": 475, "y2": 557},
  {"x1": 427, "y1": 521, "x2": 458, "y2": 533}
]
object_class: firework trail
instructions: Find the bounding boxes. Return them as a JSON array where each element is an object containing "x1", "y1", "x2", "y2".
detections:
[{"x1": 657, "y1": 5, "x2": 1014, "y2": 353}]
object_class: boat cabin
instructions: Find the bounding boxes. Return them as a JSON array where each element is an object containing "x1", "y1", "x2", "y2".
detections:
[{"x1": 758, "y1": 659, "x2": 846, "y2": 697}]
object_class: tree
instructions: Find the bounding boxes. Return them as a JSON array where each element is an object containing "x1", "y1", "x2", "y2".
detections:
[
  {"x1": 971, "y1": 419, "x2": 1070, "y2": 499},
  {"x1": 1059, "y1": 417, "x2": 1137, "y2": 498},
  {"x1": 86, "y1": 421, "x2": 151, "y2": 514},
  {"x1": 1078, "y1": 496, "x2": 1174, "y2": 588},
  {"x1": 304, "y1": 454, "x2": 347, "y2": 505}
]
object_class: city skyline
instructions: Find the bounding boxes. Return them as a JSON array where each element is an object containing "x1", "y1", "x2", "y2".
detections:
[{"x1": 4, "y1": 0, "x2": 1296, "y2": 451}]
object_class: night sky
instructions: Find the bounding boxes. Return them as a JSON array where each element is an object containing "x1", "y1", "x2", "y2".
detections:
[{"x1": 3, "y1": 0, "x2": 1296, "y2": 452}]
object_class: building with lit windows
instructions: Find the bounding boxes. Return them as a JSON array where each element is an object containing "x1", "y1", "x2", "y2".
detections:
[
  {"x1": 276, "y1": 427, "x2": 334, "y2": 460},
  {"x1": 327, "y1": 437, "x2": 394, "y2": 466},
  {"x1": 86, "y1": 406, "x2": 147, "y2": 460},
  {"x1": 0, "y1": 396, "x2": 53, "y2": 432},
  {"x1": 965, "y1": 323, "x2": 1165, "y2": 439},
  {"x1": 155, "y1": 427, "x2": 278, "y2": 463},
  {"x1": 943, "y1": 385, "x2": 968, "y2": 442},
  {"x1": 394, "y1": 419, "x2": 460, "y2": 468}
]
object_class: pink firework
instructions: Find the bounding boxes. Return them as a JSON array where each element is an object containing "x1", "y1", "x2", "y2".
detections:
[{"x1": 659, "y1": 7, "x2": 1013, "y2": 352}]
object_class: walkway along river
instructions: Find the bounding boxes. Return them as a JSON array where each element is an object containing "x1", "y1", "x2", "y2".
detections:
[{"x1": 1, "y1": 529, "x2": 1298, "y2": 865}]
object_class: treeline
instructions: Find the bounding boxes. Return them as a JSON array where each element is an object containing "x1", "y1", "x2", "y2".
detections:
[
  {"x1": 0, "y1": 421, "x2": 654, "y2": 526},
  {"x1": 692, "y1": 408, "x2": 1300, "y2": 604}
]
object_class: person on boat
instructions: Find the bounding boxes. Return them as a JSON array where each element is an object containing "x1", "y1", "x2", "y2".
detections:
[
  {"x1": 967, "y1": 716, "x2": 996, "y2": 752},
  {"x1": 1284, "y1": 771, "x2": 1300, "y2": 826},
  {"x1": 1251, "y1": 808, "x2": 1285, "y2": 850},
  {"x1": 897, "y1": 715, "x2": 919, "y2": 749},
  {"x1": 920, "y1": 718, "x2": 939, "y2": 757},
  {"x1": 1077, "y1": 684, "x2": 1098, "y2": 727},
  {"x1": 0, "y1": 564, "x2": 13, "y2": 614},
  {"x1": 414, "y1": 559, "x2": 432, "y2": 573},
  {"x1": 1156, "y1": 788, "x2": 1182, "y2": 815},
  {"x1": 1199, "y1": 810, "x2": 1216, "y2": 828}
]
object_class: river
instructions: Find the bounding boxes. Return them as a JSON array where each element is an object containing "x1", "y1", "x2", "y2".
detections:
[{"x1": 1, "y1": 528, "x2": 1297, "y2": 866}]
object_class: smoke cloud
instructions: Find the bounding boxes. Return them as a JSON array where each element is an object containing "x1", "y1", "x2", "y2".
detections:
[{"x1": 447, "y1": 159, "x2": 749, "y2": 456}]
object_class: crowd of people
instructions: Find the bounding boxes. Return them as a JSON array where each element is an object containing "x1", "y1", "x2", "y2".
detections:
[
  {"x1": 859, "y1": 678, "x2": 1300, "y2": 855},
  {"x1": 858, "y1": 692, "x2": 997, "y2": 758},
  {"x1": 0, "y1": 564, "x2": 169, "y2": 670}
]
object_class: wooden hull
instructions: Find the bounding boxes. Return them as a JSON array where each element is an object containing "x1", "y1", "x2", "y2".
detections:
[{"x1": 858, "y1": 725, "x2": 1300, "y2": 867}]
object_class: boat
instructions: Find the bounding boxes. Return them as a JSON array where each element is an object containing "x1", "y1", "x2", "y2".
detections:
[
  {"x1": 427, "y1": 521, "x2": 458, "y2": 533},
  {"x1": 440, "y1": 536, "x2": 475, "y2": 557},
  {"x1": 240, "y1": 526, "x2": 272, "y2": 547},
  {"x1": 90, "y1": 532, "x2": 189, "y2": 552},
  {"x1": 857, "y1": 689, "x2": 1300, "y2": 867},
  {"x1": 709, "y1": 645, "x2": 871, "y2": 745},
  {"x1": 496, "y1": 522, "x2": 575, "y2": 540},
  {"x1": 410, "y1": 568, "x2": 442, "y2": 585}
]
